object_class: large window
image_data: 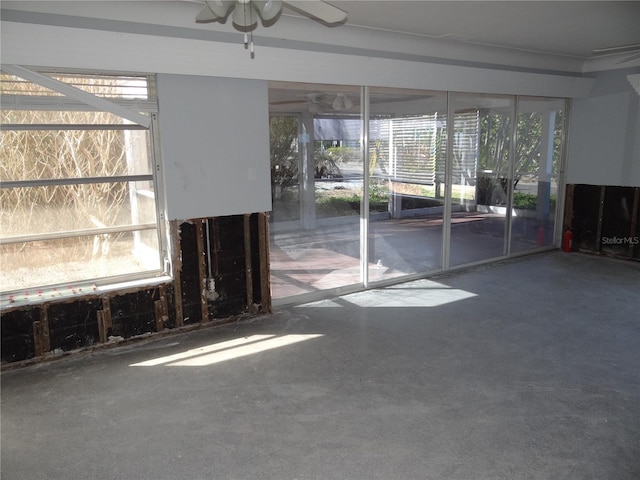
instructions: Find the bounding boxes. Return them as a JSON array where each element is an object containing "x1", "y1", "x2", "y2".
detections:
[
  {"x1": 268, "y1": 82, "x2": 568, "y2": 305},
  {"x1": 268, "y1": 84, "x2": 362, "y2": 299},
  {"x1": 449, "y1": 93, "x2": 513, "y2": 266},
  {"x1": 0, "y1": 70, "x2": 165, "y2": 302},
  {"x1": 367, "y1": 88, "x2": 448, "y2": 281}
]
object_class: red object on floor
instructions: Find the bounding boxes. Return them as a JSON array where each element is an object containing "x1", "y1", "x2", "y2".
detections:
[
  {"x1": 563, "y1": 229, "x2": 573, "y2": 252},
  {"x1": 537, "y1": 225, "x2": 545, "y2": 246}
]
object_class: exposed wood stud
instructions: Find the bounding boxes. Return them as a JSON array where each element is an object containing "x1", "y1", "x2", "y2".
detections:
[
  {"x1": 596, "y1": 186, "x2": 606, "y2": 252},
  {"x1": 101, "y1": 296, "x2": 112, "y2": 334},
  {"x1": 155, "y1": 285, "x2": 169, "y2": 332},
  {"x1": 97, "y1": 310, "x2": 107, "y2": 343},
  {"x1": 33, "y1": 306, "x2": 50, "y2": 357},
  {"x1": 154, "y1": 300, "x2": 165, "y2": 332},
  {"x1": 195, "y1": 219, "x2": 210, "y2": 323},
  {"x1": 244, "y1": 214, "x2": 254, "y2": 313},
  {"x1": 170, "y1": 220, "x2": 184, "y2": 327},
  {"x1": 97, "y1": 297, "x2": 112, "y2": 344},
  {"x1": 258, "y1": 212, "x2": 272, "y2": 313},
  {"x1": 563, "y1": 184, "x2": 575, "y2": 231},
  {"x1": 33, "y1": 322, "x2": 45, "y2": 357},
  {"x1": 630, "y1": 187, "x2": 639, "y2": 257},
  {"x1": 40, "y1": 306, "x2": 50, "y2": 352}
]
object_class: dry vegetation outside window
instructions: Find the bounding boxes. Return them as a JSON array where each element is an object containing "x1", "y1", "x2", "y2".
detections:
[{"x1": 0, "y1": 72, "x2": 163, "y2": 300}]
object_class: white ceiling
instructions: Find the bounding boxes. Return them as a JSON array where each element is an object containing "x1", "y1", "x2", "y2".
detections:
[
  {"x1": 1, "y1": 0, "x2": 638, "y2": 71},
  {"x1": 304, "y1": 1, "x2": 640, "y2": 59}
]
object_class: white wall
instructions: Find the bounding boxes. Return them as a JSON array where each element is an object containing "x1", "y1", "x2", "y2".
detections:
[
  {"x1": 157, "y1": 75, "x2": 271, "y2": 220},
  {"x1": 0, "y1": 12, "x2": 593, "y2": 98},
  {"x1": 567, "y1": 70, "x2": 640, "y2": 187}
]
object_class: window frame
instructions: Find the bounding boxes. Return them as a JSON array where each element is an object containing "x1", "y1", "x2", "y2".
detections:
[{"x1": 0, "y1": 69, "x2": 168, "y2": 304}]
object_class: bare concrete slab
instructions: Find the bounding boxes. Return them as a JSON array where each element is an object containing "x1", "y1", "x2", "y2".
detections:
[{"x1": 2, "y1": 251, "x2": 639, "y2": 480}]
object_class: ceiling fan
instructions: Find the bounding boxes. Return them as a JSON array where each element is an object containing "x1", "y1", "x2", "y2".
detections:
[
  {"x1": 590, "y1": 43, "x2": 640, "y2": 97},
  {"x1": 195, "y1": 0, "x2": 347, "y2": 57},
  {"x1": 270, "y1": 92, "x2": 355, "y2": 112},
  {"x1": 196, "y1": 0, "x2": 347, "y2": 31}
]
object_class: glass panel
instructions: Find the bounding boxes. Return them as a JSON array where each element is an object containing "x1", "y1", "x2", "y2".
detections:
[
  {"x1": 268, "y1": 84, "x2": 569, "y2": 302},
  {"x1": 268, "y1": 83, "x2": 362, "y2": 300},
  {"x1": 0, "y1": 109, "x2": 146, "y2": 125},
  {"x1": 0, "y1": 73, "x2": 162, "y2": 295},
  {"x1": 1, "y1": 181, "x2": 156, "y2": 238},
  {"x1": 0, "y1": 128, "x2": 152, "y2": 181},
  {"x1": 269, "y1": 116, "x2": 300, "y2": 222},
  {"x1": 368, "y1": 88, "x2": 447, "y2": 282},
  {"x1": 0, "y1": 73, "x2": 149, "y2": 100},
  {"x1": 1, "y1": 73, "x2": 63, "y2": 96},
  {"x1": 1, "y1": 231, "x2": 161, "y2": 293},
  {"x1": 50, "y1": 74, "x2": 149, "y2": 100},
  {"x1": 510, "y1": 97, "x2": 565, "y2": 252},
  {"x1": 450, "y1": 93, "x2": 513, "y2": 266},
  {"x1": 314, "y1": 116, "x2": 362, "y2": 219}
]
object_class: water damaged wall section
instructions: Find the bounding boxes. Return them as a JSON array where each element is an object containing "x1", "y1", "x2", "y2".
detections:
[
  {"x1": 1, "y1": 213, "x2": 271, "y2": 365},
  {"x1": 565, "y1": 185, "x2": 640, "y2": 260}
]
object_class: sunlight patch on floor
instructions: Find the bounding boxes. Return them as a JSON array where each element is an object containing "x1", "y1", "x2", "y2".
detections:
[
  {"x1": 348, "y1": 288, "x2": 477, "y2": 307},
  {"x1": 130, "y1": 334, "x2": 323, "y2": 367},
  {"x1": 302, "y1": 280, "x2": 477, "y2": 308}
]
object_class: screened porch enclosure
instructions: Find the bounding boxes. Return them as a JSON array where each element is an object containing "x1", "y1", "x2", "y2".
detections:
[{"x1": 268, "y1": 84, "x2": 567, "y2": 303}]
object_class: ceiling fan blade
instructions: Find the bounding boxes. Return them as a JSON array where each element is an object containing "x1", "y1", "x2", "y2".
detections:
[
  {"x1": 628, "y1": 74, "x2": 640, "y2": 96},
  {"x1": 283, "y1": 1, "x2": 347, "y2": 24},
  {"x1": 253, "y1": 0, "x2": 283, "y2": 22},
  {"x1": 196, "y1": 1, "x2": 234, "y2": 23},
  {"x1": 195, "y1": 4, "x2": 217, "y2": 22},
  {"x1": 306, "y1": 92, "x2": 329, "y2": 104},
  {"x1": 616, "y1": 52, "x2": 640, "y2": 64},
  {"x1": 269, "y1": 100, "x2": 307, "y2": 105},
  {"x1": 592, "y1": 43, "x2": 640, "y2": 55}
]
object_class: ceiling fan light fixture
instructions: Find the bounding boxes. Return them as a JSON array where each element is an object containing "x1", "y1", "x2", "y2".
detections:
[
  {"x1": 232, "y1": 1, "x2": 258, "y2": 29},
  {"x1": 332, "y1": 93, "x2": 353, "y2": 111},
  {"x1": 253, "y1": 0, "x2": 283, "y2": 22}
]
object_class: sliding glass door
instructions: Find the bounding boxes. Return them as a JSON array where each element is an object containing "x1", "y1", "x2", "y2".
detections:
[
  {"x1": 268, "y1": 83, "x2": 568, "y2": 304},
  {"x1": 449, "y1": 93, "x2": 513, "y2": 266},
  {"x1": 269, "y1": 115, "x2": 300, "y2": 225},
  {"x1": 268, "y1": 84, "x2": 362, "y2": 300},
  {"x1": 510, "y1": 97, "x2": 566, "y2": 253},
  {"x1": 367, "y1": 88, "x2": 448, "y2": 282}
]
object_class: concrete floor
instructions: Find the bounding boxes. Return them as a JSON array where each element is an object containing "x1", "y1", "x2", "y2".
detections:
[{"x1": 2, "y1": 251, "x2": 639, "y2": 480}]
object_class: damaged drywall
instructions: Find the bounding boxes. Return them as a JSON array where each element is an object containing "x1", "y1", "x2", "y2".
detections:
[
  {"x1": 565, "y1": 184, "x2": 639, "y2": 260},
  {"x1": 0, "y1": 213, "x2": 271, "y2": 365}
]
